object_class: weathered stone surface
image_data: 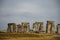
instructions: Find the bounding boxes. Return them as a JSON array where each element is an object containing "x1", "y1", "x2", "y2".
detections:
[
  {"x1": 7, "y1": 21, "x2": 55, "y2": 34},
  {"x1": 39, "y1": 22, "x2": 44, "y2": 33},
  {"x1": 21, "y1": 22, "x2": 30, "y2": 32},
  {"x1": 33, "y1": 22, "x2": 44, "y2": 33},
  {"x1": 7, "y1": 23, "x2": 16, "y2": 32},
  {"x1": 57, "y1": 24, "x2": 60, "y2": 34},
  {"x1": 33, "y1": 23, "x2": 38, "y2": 32},
  {"x1": 46, "y1": 21, "x2": 55, "y2": 33},
  {"x1": 7, "y1": 22, "x2": 30, "y2": 33},
  {"x1": 17, "y1": 24, "x2": 21, "y2": 32}
]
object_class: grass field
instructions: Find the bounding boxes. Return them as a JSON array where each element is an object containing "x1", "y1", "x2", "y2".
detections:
[{"x1": 0, "y1": 33, "x2": 60, "y2": 40}]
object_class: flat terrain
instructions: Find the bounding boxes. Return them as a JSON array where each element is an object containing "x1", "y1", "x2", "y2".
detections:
[{"x1": 0, "y1": 33, "x2": 60, "y2": 40}]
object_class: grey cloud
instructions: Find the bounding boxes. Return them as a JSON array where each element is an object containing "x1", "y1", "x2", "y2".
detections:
[{"x1": 0, "y1": 0, "x2": 60, "y2": 30}]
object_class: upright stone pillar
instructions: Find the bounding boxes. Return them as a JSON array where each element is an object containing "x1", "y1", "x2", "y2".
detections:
[
  {"x1": 21, "y1": 22, "x2": 30, "y2": 32},
  {"x1": 33, "y1": 23, "x2": 38, "y2": 32},
  {"x1": 57, "y1": 24, "x2": 60, "y2": 34},
  {"x1": 17, "y1": 24, "x2": 21, "y2": 32},
  {"x1": 39, "y1": 22, "x2": 44, "y2": 33},
  {"x1": 16, "y1": 25, "x2": 18, "y2": 32},
  {"x1": 21, "y1": 23, "x2": 24, "y2": 32},
  {"x1": 46, "y1": 21, "x2": 55, "y2": 33},
  {"x1": 26, "y1": 23, "x2": 30, "y2": 32},
  {"x1": 7, "y1": 23, "x2": 16, "y2": 32},
  {"x1": 33, "y1": 22, "x2": 44, "y2": 33}
]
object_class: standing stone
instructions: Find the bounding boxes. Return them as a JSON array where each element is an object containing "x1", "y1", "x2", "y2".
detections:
[
  {"x1": 17, "y1": 24, "x2": 22, "y2": 32},
  {"x1": 33, "y1": 23, "x2": 38, "y2": 32},
  {"x1": 7, "y1": 23, "x2": 16, "y2": 32},
  {"x1": 33, "y1": 22, "x2": 44, "y2": 33},
  {"x1": 57, "y1": 24, "x2": 60, "y2": 34},
  {"x1": 39, "y1": 22, "x2": 44, "y2": 33},
  {"x1": 46, "y1": 21, "x2": 55, "y2": 33},
  {"x1": 16, "y1": 25, "x2": 18, "y2": 32},
  {"x1": 21, "y1": 22, "x2": 30, "y2": 32}
]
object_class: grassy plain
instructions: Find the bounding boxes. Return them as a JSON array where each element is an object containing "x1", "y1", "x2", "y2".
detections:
[{"x1": 0, "y1": 33, "x2": 60, "y2": 40}]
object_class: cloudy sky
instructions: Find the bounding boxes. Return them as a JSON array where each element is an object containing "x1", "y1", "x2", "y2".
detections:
[{"x1": 0, "y1": 0, "x2": 60, "y2": 31}]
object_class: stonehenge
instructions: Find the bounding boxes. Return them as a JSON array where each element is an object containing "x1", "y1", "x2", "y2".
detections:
[
  {"x1": 7, "y1": 23, "x2": 16, "y2": 32},
  {"x1": 33, "y1": 22, "x2": 39, "y2": 32},
  {"x1": 21, "y1": 22, "x2": 30, "y2": 32},
  {"x1": 33, "y1": 22, "x2": 44, "y2": 33},
  {"x1": 7, "y1": 22, "x2": 30, "y2": 33},
  {"x1": 17, "y1": 24, "x2": 21, "y2": 32},
  {"x1": 7, "y1": 21, "x2": 60, "y2": 34},
  {"x1": 46, "y1": 21, "x2": 55, "y2": 33},
  {"x1": 57, "y1": 24, "x2": 60, "y2": 34}
]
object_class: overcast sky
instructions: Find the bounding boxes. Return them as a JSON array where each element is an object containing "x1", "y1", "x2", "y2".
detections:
[{"x1": 0, "y1": 0, "x2": 60, "y2": 31}]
